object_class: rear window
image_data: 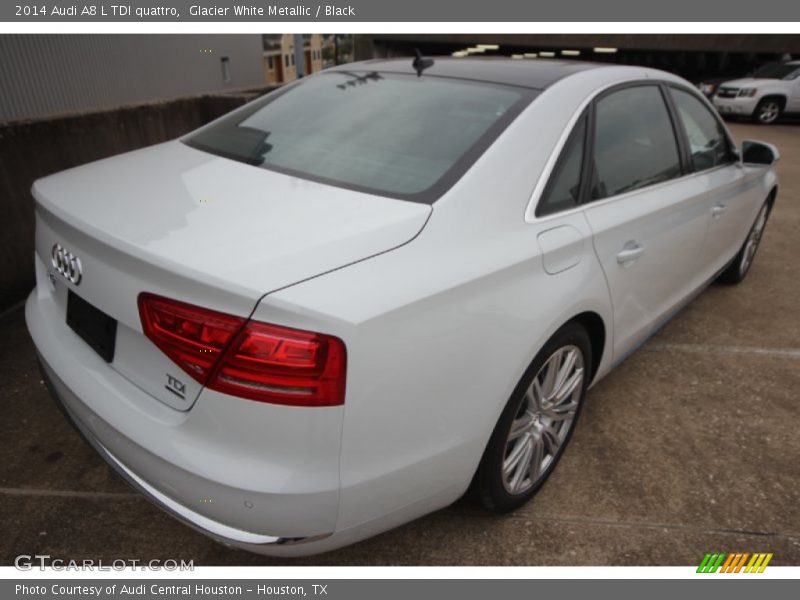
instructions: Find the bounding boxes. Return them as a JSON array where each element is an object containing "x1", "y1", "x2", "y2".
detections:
[{"x1": 184, "y1": 71, "x2": 534, "y2": 203}]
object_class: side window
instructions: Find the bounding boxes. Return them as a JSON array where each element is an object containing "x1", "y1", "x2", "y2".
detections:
[
  {"x1": 537, "y1": 116, "x2": 586, "y2": 217},
  {"x1": 669, "y1": 87, "x2": 733, "y2": 171},
  {"x1": 591, "y1": 86, "x2": 682, "y2": 200}
]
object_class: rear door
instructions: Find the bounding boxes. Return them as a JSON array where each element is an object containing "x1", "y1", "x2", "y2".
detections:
[{"x1": 582, "y1": 84, "x2": 709, "y2": 362}]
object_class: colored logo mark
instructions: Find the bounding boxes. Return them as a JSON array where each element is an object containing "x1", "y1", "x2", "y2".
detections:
[{"x1": 697, "y1": 552, "x2": 773, "y2": 573}]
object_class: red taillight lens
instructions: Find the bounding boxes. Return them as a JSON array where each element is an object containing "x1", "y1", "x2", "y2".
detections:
[
  {"x1": 211, "y1": 321, "x2": 346, "y2": 407},
  {"x1": 138, "y1": 293, "x2": 346, "y2": 407},
  {"x1": 138, "y1": 293, "x2": 244, "y2": 383}
]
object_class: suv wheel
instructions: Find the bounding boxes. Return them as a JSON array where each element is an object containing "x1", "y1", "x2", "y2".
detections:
[{"x1": 753, "y1": 98, "x2": 783, "y2": 124}]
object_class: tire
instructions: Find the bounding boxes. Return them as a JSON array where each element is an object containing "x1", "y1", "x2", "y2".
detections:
[
  {"x1": 752, "y1": 97, "x2": 783, "y2": 125},
  {"x1": 717, "y1": 199, "x2": 771, "y2": 285},
  {"x1": 476, "y1": 322, "x2": 592, "y2": 513}
]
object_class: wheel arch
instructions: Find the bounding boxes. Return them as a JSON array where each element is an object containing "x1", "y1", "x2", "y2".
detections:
[
  {"x1": 767, "y1": 185, "x2": 778, "y2": 209},
  {"x1": 568, "y1": 311, "x2": 606, "y2": 385},
  {"x1": 759, "y1": 94, "x2": 787, "y2": 109}
]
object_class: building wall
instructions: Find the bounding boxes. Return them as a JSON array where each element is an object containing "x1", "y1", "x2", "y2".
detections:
[
  {"x1": 281, "y1": 34, "x2": 298, "y2": 83},
  {"x1": 0, "y1": 88, "x2": 278, "y2": 313},
  {"x1": 263, "y1": 34, "x2": 324, "y2": 85},
  {"x1": 0, "y1": 34, "x2": 264, "y2": 122},
  {"x1": 263, "y1": 34, "x2": 295, "y2": 84},
  {"x1": 306, "y1": 34, "x2": 324, "y2": 74},
  {"x1": 263, "y1": 53, "x2": 282, "y2": 84}
]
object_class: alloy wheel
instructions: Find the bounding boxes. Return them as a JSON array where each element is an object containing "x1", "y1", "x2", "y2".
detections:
[
  {"x1": 501, "y1": 344, "x2": 584, "y2": 495},
  {"x1": 740, "y1": 204, "x2": 769, "y2": 276}
]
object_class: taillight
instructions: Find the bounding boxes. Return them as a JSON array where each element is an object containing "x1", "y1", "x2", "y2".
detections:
[
  {"x1": 137, "y1": 293, "x2": 243, "y2": 382},
  {"x1": 138, "y1": 293, "x2": 346, "y2": 407}
]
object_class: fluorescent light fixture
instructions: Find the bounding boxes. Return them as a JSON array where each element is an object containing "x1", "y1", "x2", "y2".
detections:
[
  {"x1": 477, "y1": 44, "x2": 500, "y2": 50},
  {"x1": 524, "y1": 53, "x2": 538, "y2": 58},
  {"x1": 539, "y1": 51, "x2": 556, "y2": 58},
  {"x1": 510, "y1": 54, "x2": 524, "y2": 59},
  {"x1": 561, "y1": 50, "x2": 581, "y2": 56},
  {"x1": 451, "y1": 51, "x2": 469, "y2": 57},
  {"x1": 466, "y1": 47, "x2": 487, "y2": 54},
  {"x1": 594, "y1": 47, "x2": 618, "y2": 54}
]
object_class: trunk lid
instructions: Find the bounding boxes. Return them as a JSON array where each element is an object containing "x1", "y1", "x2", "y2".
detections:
[{"x1": 33, "y1": 141, "x2": 431, "y2": 410}]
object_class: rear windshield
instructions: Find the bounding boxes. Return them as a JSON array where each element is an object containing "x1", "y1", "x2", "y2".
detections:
[{"x1": 183, "y1": 71, "x2": 534, "y2": 203}]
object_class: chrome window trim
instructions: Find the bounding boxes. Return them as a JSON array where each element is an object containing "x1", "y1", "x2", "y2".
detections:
[
  {"x1": 530, "y1": 160, "x2": 740, "y2": 225},
  {"x1": 525, "y1": 77, "x2": 733, "y2": 224}
]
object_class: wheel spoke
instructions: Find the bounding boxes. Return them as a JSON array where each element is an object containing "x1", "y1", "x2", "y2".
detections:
[
  {"x1": 528, "y1": 436, "x2": 544, "y2": 482},
  {"x1": 508, "y1": 412, "x2": 533, "y2": 441},
  {"x1": 541, "y1": 354, "x2": 559, "y2": 398},
  {"x1": 507, "y1": 438, "x2": 533, "y2": 492},
  {"x1": 526, "y1": 381, "x2": 541, "y2": 413},
  {"x1": 545, "y1": 401, "x2": 578, "y2": 421},
  {"x1": 503, "y1": 434, "x2": 531, "y2": 476},
  {"x1": 552, "y1": 368, "x2": 584, "y2": 406},
  {"x1": 541, "y1": 423, "x2": 560, "y2": 455},
  {"x1": 551, "y1": 349, "x2": 577, "y2": 399}
]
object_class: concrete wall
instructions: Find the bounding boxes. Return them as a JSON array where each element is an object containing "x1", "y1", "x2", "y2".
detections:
[
  {"x1": 0, "y1": 35, "x2": 265, "y2": 122},
  {"x1": 0, "y1": 89, "x2": 276, "y2": 312}
]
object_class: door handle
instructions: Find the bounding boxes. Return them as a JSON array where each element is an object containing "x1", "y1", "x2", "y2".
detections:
[
  {"x1": 711, "y1": 203, "x2": 727, "y2": 219},
  {"x1": 616, "y1": 242, "x2": 645, "y2": 265}
]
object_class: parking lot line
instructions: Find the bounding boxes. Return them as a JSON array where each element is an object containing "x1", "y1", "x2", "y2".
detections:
[
  {"x1": 0, "y1": 486, "x2": 138, "y2": 499},
  {"x1": 645, "y1": 342, "x2": 800, "y2": 359}
]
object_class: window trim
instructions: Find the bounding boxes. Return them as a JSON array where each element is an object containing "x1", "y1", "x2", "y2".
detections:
[
  {"x1": 535, "y1": 112, "x2": 589, "y2": 218},
  {"x1": 530, "y1": 79, "x2": 699, "y2": 221},
  {"x1": 586, "y1": 81, "x2": 687, "y2": 203},
  {"x1": 658, "y1": 83, "x2": 694, "y2": 176},
  {"x1": 664, "y1": 83, "x2": 739, "y2": 173}
]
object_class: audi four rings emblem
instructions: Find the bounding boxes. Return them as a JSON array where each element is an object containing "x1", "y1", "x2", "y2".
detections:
[{"x1": 50, "y1": 244, "x2": 83, "y2": 285}]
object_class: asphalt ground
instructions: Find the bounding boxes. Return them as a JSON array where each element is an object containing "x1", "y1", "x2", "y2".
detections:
[{"x1": 1, "y1": 122, "x2": 798, "y2": 566}]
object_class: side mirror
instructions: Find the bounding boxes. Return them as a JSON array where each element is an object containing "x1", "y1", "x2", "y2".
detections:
[{"x1": 741, "y1": 140, "x2": 780, "y2": 166}]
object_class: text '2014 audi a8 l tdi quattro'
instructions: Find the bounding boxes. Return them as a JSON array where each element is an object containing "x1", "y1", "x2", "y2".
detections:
[{"x1": 27, "y1": 57, "x2": 778, "y2": 556}]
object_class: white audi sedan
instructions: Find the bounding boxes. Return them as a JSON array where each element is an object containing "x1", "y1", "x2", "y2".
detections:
[{"x1": 26, "y1": 58, "x2": 778, "y2": 556}]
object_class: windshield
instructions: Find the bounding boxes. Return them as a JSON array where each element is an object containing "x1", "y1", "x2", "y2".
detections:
[
  {"x1": 751, "y1": 63, "x2": 800, "y2": 80},
  {"x1": 183, "y1": 71, "x2": 534, "y2": 203}
]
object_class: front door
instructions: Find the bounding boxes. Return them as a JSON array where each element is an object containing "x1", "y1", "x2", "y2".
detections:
[
  {"x1": 667, "y1": 86, "x2": 764, "y2": 276},
  {"x1": 582, "y1": 84, "x2": 709, "y2": 362}
]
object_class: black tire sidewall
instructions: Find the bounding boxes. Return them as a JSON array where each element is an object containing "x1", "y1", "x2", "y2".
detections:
[{"x1": 477, "y1": 322, "x2": 592, "y2": 513}]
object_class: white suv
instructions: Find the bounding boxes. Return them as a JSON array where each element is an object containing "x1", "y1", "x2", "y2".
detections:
[{"x1": 713, "y1": 61, "x2": 800, "y2": 124}]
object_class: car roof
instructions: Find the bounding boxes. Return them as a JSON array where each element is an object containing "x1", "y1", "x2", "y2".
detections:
[{"x1": 327, "y1": 57, "x2": 608, "y2": 90}]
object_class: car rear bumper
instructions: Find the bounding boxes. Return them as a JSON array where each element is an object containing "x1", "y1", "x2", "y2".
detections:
[
  {"x1": 26, "y1": 288, "x2": 342, "y2": 556},
  {"x1": 38, "y1": 354, "x2": 332, "y2": 551},
  {"x1": 713, "y1": 96, "x2": 759, "y2": 116}
]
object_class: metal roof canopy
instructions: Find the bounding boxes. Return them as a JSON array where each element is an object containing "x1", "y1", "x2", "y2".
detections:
[{"x1": 329, "y1": 57, "x2": 605, "y2": 90}]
